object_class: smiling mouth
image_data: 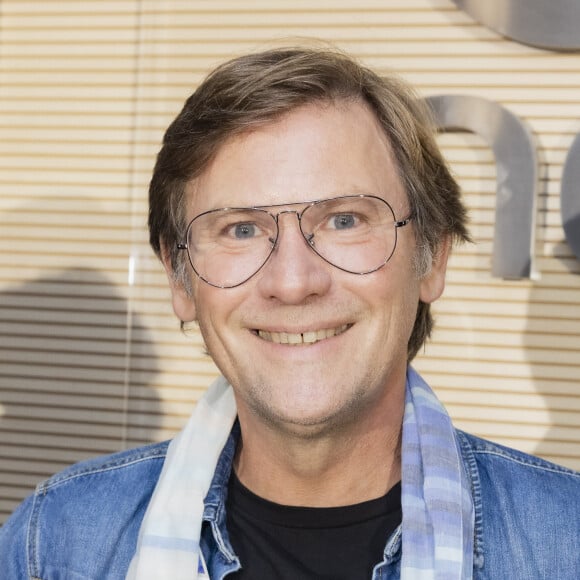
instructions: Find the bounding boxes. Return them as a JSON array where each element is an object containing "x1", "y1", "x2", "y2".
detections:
[{"x1": 255, "y1": 324, "x2": 351, "y2": 346}]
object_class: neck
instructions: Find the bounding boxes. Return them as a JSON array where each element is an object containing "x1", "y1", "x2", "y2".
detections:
[{"x1": 233, "y1": 390, "x2": 404, "y2": 507}]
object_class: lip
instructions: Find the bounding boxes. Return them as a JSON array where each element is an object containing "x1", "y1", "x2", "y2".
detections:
[{"x1": 253, "y1": 324, "x2": 352, "y2": 346}]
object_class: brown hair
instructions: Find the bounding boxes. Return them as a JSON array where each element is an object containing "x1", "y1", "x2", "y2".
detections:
[{"x1": 149, "y1": 46, "x2": 470, "y2": 360}]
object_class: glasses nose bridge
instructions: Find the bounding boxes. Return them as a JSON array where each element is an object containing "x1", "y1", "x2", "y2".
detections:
[
  {"x1": 271, "y1": 207, "x2": 313, "y2": 248},
  {"x1": 273, "y1": 208, "x2": 303, "y2": 231},
  {"x1": 274, "y1": 208, "x2": 302, "y2": 220}
]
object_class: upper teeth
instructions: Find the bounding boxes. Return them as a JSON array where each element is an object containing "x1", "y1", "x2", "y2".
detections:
[{"x1": 257, "y1": 325, "x2": 349, "y2": 345}]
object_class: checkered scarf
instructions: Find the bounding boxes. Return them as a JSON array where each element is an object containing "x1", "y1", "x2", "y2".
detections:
[{"x1": 401, "y1": 367, "x2": 474, "y2": 579}]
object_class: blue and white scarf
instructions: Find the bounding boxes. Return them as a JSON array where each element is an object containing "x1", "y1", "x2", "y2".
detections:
[
  {"x1": 128, "y1": 368, "x2": 474, "y2": 579},
  {"x1": 401, "y1": 367, "x2": 474, "y2": 579}
]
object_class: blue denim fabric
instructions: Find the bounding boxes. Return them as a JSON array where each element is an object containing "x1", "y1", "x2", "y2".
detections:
[{"x1": 1, "y1": 428, "x2": 578, "y2": 579}]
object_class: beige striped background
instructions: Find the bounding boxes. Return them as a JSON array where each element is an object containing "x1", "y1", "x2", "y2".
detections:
[{"x1": 1, "y1": 0, "x2": 579, "y2": 524}]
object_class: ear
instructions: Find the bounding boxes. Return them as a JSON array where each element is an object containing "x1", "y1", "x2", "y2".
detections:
[
  {"x1": 160, "y1": 241, "x2": 197, "y2": 322},
  {"x1": 419, "y1": 236, "x2": 451, "y2": 304}
]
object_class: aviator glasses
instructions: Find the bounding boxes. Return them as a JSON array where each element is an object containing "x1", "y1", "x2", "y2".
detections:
[{"x1": 177, "y1": 194, "x2": 412, "y2": 288}]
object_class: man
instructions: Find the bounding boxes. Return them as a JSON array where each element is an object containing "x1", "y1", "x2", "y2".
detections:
[{"x1": 1, "y1": 47, "x2": 578, "y2": 579}]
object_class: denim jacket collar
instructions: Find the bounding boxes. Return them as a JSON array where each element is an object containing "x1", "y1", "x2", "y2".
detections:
[
  {"x1": 456, "y1": 430, "x2": 485, "y2": 571},
  {"x1": 202, "y1": 421, "x2": 241, "y2": 575}
]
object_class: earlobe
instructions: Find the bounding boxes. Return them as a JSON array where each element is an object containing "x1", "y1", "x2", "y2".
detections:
[
  {"x1": 170, "y1": 282, "x2": 198, "y2": 323},
  {"x1": 419, "y1": 237, "x2": 451, "y2": 304},
  {"x1": 160, "y1": 242, "x2": 198, "y2": 322}
]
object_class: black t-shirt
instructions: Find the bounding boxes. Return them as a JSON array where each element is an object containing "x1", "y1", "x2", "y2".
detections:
[{"x1": 226, "y1": 471, "x2": 402, "y2": 579}]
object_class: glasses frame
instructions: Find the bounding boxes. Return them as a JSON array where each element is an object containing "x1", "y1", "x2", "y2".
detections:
[{"x1": 177, "y1": 194, "x2": 413, "y2": 288}]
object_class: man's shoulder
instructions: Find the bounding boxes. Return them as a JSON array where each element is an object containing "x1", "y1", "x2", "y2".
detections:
[
  {"x1": 457, "y1": 429, "x2": 579, "y2": 481},
  {"x1": 30, "y1": 439, "x2": 171, "y2": 533},
  {"x1": 0, "y1": 440, "x2": 171, "y2": 579},
  {"x1": 38, "y1": 439, "x2": 170, "y2": 493},
  {"x1": 457, "y1": 432, "x2": 579, "y2": 576},
  {"x1": 457, "y1": 429, "x2": 579, "y2": 520}
]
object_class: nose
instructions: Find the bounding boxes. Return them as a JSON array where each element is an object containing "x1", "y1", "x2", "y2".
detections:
[{"x1": 256, "y1": 211, "x2": 332, "y2": 304}]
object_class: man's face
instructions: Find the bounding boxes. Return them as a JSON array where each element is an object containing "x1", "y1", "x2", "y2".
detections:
[{"x1": 168, "y1": 100, "x2": 448, "y2": 436}]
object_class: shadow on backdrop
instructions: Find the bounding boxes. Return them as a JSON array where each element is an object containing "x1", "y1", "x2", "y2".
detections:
[
  {"x1": 0, "y1": 267, "x2": 161, "y2": 524},
  {"x1": 528, "y1": 236, "x2": 580, "y2": 470}
]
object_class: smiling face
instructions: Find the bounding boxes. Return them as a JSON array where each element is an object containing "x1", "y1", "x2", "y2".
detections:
[{"x1": 167, "y1": 100, "x2": 448, "y2": 437}]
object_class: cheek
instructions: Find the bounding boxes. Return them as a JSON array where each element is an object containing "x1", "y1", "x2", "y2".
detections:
[
  {"x1": 190, "y1": 287, "x2": 221, "y2": 344},
  {"x1": 372, "y1": 273, "x2": 420, "y2": 338},
  {"x1": 197, "y1": 303, "x2": 224, "y2": 347},
  {"x1": 193, "y1": 285, "x2": 244, "y2": 346}
]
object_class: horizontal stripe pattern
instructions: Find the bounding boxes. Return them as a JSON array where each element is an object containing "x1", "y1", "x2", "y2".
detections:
[{"x1": 1, "y1": 0, "x2": 579, "y2": 525}]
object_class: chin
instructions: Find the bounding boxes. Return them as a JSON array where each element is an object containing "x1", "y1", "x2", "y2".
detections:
[{"x1": 255, "y1": 398, "x2": 364, "y2": 437}]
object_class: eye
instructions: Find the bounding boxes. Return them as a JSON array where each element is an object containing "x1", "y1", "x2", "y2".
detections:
[
  {"x1": 330, "y1": 213, "x2": 358, "y2": 230},
  {"x1": 230, "y1": 222, "x2": 256, "y2": 239}
]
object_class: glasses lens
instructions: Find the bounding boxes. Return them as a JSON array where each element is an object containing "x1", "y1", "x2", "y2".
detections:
[
  {"x1": 187, "y1": 208, "x2": 276, "y2": 287},
  {"x1": 300, "y1": 196, "x2": 397, "y2": 274}
]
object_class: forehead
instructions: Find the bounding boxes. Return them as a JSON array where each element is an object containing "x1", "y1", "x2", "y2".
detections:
[{"x1": 186, "y1": 100, "x2": 406, "y2": 215}]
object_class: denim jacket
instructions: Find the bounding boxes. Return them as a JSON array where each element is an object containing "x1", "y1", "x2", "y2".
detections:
[{"x1": 1, "y1": 426, "x2": 579, "y2": 579}]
